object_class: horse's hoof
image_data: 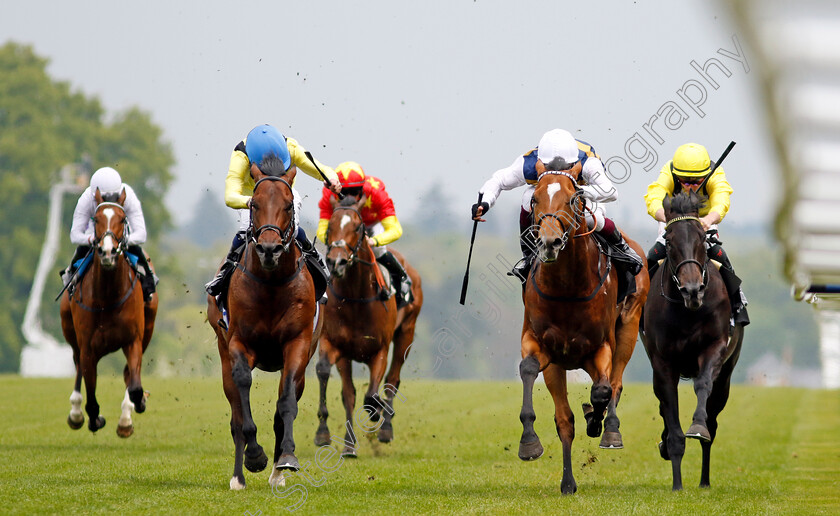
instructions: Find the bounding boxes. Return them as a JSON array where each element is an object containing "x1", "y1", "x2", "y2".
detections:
[
  {"x1": 377, "y1": 426, "x2": 393, "y2": 443},
  {"x1": 686, "y1": 423, "x2": 711, "y2": 442},
  {"x1": 658, "y1": 441, "x2": 670, "y2": 460},
  {"x1": 67, "y1": 415, "x2": 84, "y2": 430},
  {"x1": 599, "y1": 431, "x2": 623, "y2": 449},
  {"x1": 275, "y1": 454, "x2": 300, "y2": 472},
  {"x1": 560, "y1": 479, "x2": 578, "y2": 495},
  {"x1": 244, "y1": 447, "x2": 268, "y2": 473},
  {"x1": 518, "y1": 440, "x2": 544, "y2": 461},
  {"x1": 314, "y1": 430, "x2": 331, "y2": 447},
  {"x1": 229, "y1": 476, "x2": 246, "y2": 491},
  {"x1": 341, "y1": 447, "x2": 357, "y2": 458},
  {"x1": 582, "y1": 403, "x2": 604, "y2": 438},
  {"x1": 116, "y1": 424, "x2": 134, "y2": 438},
  {"x1": 88, "y1": 416, "x2": 106, "y2": 432},
  {"x1": 269, "y1": 469, "x2": 286, "y2": 488}
]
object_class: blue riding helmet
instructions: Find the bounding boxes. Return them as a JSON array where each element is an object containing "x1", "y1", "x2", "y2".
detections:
[{"x1": 245, "y1": 124, "x2": 291, "y2": 170}]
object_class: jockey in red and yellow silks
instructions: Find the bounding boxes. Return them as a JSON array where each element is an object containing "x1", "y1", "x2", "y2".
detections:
[
  {"x1": 644, "y1": 142, "x2": 748, "y2": 327},
  {"x1": 316, "y1": 161, "x2": 412, "y2": 307}
]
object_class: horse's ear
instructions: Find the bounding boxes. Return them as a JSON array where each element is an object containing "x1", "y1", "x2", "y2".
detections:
[
  {"x1": 355, "y1": 194, "x2": 367, "y2": 211},
  {"x1": 329, "y1": 194, "x2": 339, "y2": 209},
  {"x1": 118, "y1": 187, "x2": 127, "y2": 206},
  {"x1": 94, "y1": 187, "x2": 103, "y2": 204},
  {"x1": 250, "y1": 162, "x2": 264, "y2": 182},
  {"x1": 535, "y1": 160, "x2": 546, "y2": 174},
  {"x1": 286, "y1": 166, "x2": 297, "y2": 183},
  {"x1": 570, "y1": 161, "x2": 583, "y2": 179},
  {"x1": 663, "y1": 195, "x2": 673, "y2": 217}
]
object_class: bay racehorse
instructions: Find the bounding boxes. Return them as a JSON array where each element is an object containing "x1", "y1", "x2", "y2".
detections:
[
  {"x1": 640, "y1": 191, "x2": 744, "y2": 490},
  {"x1": 517, "y1": 162, "x2": 649, "y2": 494},
  {"x1": 60, "y1": 188, "x2": 158, "y2": 438},
  {"x1": 314, "y1": 194, "x2": 423, "y2": 456},
  {"x1": 207, "y1": 159, "x2": 323, "y2": 490}
]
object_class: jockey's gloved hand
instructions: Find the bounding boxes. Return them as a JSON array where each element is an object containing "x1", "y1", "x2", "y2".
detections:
[
  {"x1": 706, "y1": 230, "x2": 722, "y2": 245},
  {"x1": 471, "y1": 201, "x2": 489, "y2": 219}
]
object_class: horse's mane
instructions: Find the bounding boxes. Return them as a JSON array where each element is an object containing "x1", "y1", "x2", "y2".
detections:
[
  {"x1": 338, "y1": 195, "x2": 360, "y2": 207},
  {"x1": 666, "y1": 191, "x2": 707, "y2": 217},
  {"x1": 100, "y1": 192, "x2": 121, "y2": 203},
  {"x1": 258, "y1": 154, "x2": 288, "y2": 177}
]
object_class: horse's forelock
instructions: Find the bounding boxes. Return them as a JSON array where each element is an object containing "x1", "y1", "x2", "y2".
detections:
[
  {"x1": 258, "y1": 154, "x2": 288, "y2": 177},
  {"x1": 339, "y1": 195, "x2": 359, "y2": 207},
  {"x1": 667, "y1": 191, "x2": 706, "y2": 217},
  {"x1": 101, "y1": 192, "x2": 120, "y2": 203}
]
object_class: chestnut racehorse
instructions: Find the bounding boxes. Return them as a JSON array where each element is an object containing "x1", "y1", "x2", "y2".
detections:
[
  {"x1": 517, "y1": 162, "x2": 649, "y2": 494},
  {"x1": 314, "y1": 195, "x2": 423, "y2": 456},
  {"x1": 60, "y1": 189, "x2": 158, "y2": 438},
  {"x1": 207, "y1": 159, "x2": 323, "y2": 490},
  {"x1": 641, "y1": 191, "x2": 744, "y2": 491}
]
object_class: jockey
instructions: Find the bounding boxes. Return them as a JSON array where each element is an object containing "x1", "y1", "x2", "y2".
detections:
[
  {"x1": 316, "y1": 161, "x2": 413, "y2": 308},
  {"x1": 204, "y1": 124, "x2": 341, "y2": 305},
  {"x1": 61, "y1": 166, "x2": 157, "y2": 301},
  {"x1": 472, "y1": 128, "x2": 643, "y2": 282},
  {"x1": 644, "y1": 142, "x2": 749, "y2": 327}
]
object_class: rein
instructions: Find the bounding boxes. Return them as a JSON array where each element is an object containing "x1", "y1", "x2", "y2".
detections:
[
  {"x1": 234, "y1": 243, "x2": 305, "y2": 286},
  {"x1": 71, "y1": 256, "x2": 139, "y2": 312},
  {"x1": 528, "y1": 241, "x2": 612, "y2": 303},
  {"x1": 533, "y1": 171, "x2": 593, "y2": 250},
  {"x1": 248, "y1": 176, "x2": 296, "y2": 253}
]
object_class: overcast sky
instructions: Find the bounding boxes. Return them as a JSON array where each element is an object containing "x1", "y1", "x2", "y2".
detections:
[{"x1": 1, "y1": 0, "x2": 775, "y2": 238}]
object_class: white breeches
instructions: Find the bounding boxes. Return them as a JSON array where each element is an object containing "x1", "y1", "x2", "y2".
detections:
[{"x1": 365, "y1": 222, "x2": 387, "y2": 258}]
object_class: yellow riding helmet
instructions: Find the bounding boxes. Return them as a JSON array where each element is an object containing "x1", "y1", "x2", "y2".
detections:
[
  {"x1": 335, "y1": 161, "x2": 366, "y2": 187},
  {"x1": 672, "y1": 143, "x2": 711, "y2": 177}
]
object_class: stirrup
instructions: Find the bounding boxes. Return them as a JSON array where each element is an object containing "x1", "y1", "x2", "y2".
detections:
[
  {"x1": 507, "y1": 257, "x2": 531, "y2": 284},
  {"x1": 215, "y1": 295, "x2": 229, "y2": 331}
]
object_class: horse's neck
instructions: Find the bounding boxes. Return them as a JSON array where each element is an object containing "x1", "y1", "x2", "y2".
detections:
[
  {"x1": 89, "y1": 257, "x2": 132, "y2": 300},
  {"x1": 537, "y1": 236, "x2": 601, "y2": 293},
  {"x1": 335, "y1": 251, "x2": 380, "y2": 298}
]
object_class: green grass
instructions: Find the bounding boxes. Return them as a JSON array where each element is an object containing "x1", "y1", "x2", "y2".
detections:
[{"x1": 0, "y1": 375, "x2": 837, "y2": 515}]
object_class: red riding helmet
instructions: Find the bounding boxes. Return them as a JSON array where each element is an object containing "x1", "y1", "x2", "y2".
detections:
[{"x1": 335, "y1": 161, "x2": 366, "y2": 187}]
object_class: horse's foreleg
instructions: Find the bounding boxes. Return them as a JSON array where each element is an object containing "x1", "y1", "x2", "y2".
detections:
[
  {"x1": 230, "y1": 350, "x2": 267, "y2": 474},
  {"x1": 219, "y1": 348, "x2": 247, "y2": 490},
  {"x1": 687, "y1": 339, "x2": 728, "y2": 443},
  {"x1": 336, "y1": 356, "x2": 357, "y2": 457},
  {"x1": 123, "y1": 339, "x2": 146, "y2": 413},
  {"x1": 80, "y1": 348, "x2": 105, "y2": 432},
  {"x1": 698, "y1": 340, "x2": 740, "y2": 488},
  {"x1": 315, "y1": 350, "x2": 334, "y2": 447},
  {"x1": 602, "y1": 315, "x2": 639, "y2": 449},
  {"x1": 274, "y1": 345, "x2": 308, "y2": 473},
  {"x1": 116, "y1": 389, "x2": 135, "y2": 438},
  {"x1": 544, "y1": 364, "x2": 577, "y2": 494},
  {"x1": 582, "y1": 342, "x2": 613, "y2": 438},
  {"x1": 68, "y1": 349, "x2": 84, "y2": 430},
  {"x1": 363, "y1": 346, "x2": 389, "y2": 422},
  {"x1": 380, "y1": 324, "x2": 416, "y2": 443},
  {"x1": 652, "y1": 360, "x2": 684, "y2": 491},
  {"x1": 518, "y1": 354, "x2": 544, "y2": 461}
]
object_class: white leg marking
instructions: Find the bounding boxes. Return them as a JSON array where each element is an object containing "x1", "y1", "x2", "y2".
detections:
[
  {"x1": 69, "y1": 390, "x2": 83, "y2": 423},
  {"x1": 339, "y1": 214, "x2": 352, "y2": 230},
  {"x1": 269, "y1": 466, "x2": 286, "y2": 488},
  {"x1": 118, "y1": 389, "x2": 133, "y2": 428},
  {"x1": 230, "y1": 476, "x2": 246, "y2": 490}
]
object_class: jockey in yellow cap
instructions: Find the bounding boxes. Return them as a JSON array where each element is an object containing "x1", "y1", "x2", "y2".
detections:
[{"x1": 644, "y1": 142, "x2": 749, "y2": 327}]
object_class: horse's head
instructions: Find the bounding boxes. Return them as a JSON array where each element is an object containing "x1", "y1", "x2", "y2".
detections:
[
  {"x1": 663, "y1": 191, "x2": 708, "y2": 310},
  {"x1": 531, "y1": 161, "x2": 585, "y2": 262},
  {"x1": 248, "y1": 155, "x2": 297, "y2": 270},
  {"x1": 325, "y1": 195, "x2": 367, "y2": 278},
  {"x1": 93, "y1": 188, "x2": 128, "y2": 269}
]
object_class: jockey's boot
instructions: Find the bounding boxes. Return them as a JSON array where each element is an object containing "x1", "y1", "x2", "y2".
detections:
[
  {"x1": 60, "y1": 245, "x2": 90, "y2": 287},
  {"x1": 298, "y1": 234, "x2": 329, "y2": 304},
  {"x1": 646, "y1": 241, "x2": 666, "y2": 279},
  {"x1": 599, "y1": 221, "x2": 643, "y2": 276},
  {"x1": 508, "y1": 207, "x2": 537, "y2": 285},
  {"x1": 129, "y1": 245, "x2": 158, "y2": 301},
  {"x1": 707, "y1": 242, "x2": 749, "y2": 328},
  {"x1": 377, "y1": 251, "x2": 412, "y2": 308},
  {"x1": 205, "y1": 231, "x2": 246, "y2": 297}
]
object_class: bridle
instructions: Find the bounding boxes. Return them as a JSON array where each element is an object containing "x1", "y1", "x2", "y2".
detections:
[
  {"x1": 248, "y1": 176, "x2": 296, "y2": 253},
  {"x1": 663, "y1": 215, "x2": 708, "y2": 293},
  {"x1": 532, "y1": 170, "x2": 595, "y2": 253},
  {"x1": 325, "y1": 205, "x2": 376, "y2": 269},
  {"x1": 92, "y1": 202, "x2": 129, "y2": 254}
]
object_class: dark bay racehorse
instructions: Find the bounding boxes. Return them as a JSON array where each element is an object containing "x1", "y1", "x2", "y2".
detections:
[
  {"x1": 517, "y1": 162, "x2": 649, "y2": 494},
  {"x1": 60, "y1": 188, "x2": 158, "y2": 438},
  {"x1": 315, "y1": 195, "x2": 423, "y2": 456},
  {"x1": 207, "y1": 160, "x2": 323, "y2": 490},
  {"x1": 640, "y1": 191, "x2": 744, "y2": 490}
]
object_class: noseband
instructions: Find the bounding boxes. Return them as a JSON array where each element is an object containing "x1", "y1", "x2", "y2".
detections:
[
  {"x1": 533, "y1": 171, "x2": 592, "y2": 252},
  {"x1": 248, "y1": 176, "x2": 296, "y2": 252},
  {"x1": 92, "y1": 202, "x2": 128, "y2": 254},
  {"x1": 664, "y1": 216, "x2": 708, "y2": 290}
]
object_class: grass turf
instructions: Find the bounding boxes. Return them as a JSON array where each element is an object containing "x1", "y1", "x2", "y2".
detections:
[{"x1": 0, "y1": 375, "x2": 837, "y2": 515}]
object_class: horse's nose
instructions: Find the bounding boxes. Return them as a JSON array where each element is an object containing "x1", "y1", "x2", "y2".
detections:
[
  {"x1": 255, "y1": 242, "x2": 278, "y2": 257},
  {"x1": 679, "y1": 283, "x2": 705, "y2": 310},
  {"x1": 332, "y1": 256, "x2": 348, "y2": 277}
]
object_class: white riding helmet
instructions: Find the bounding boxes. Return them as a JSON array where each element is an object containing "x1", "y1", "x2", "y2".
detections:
[
  {"x1": 537, "y1": 129, "x2": 579, "y2": 167},
  {"x1": 90, "y1": 167, "x2": 123, "y2": 195}
]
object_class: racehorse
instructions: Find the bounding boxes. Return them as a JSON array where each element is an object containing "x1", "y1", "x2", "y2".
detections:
[
  {"x1": 60, "y1": 188, "x2": 158, "y2": 438},
  {"x1": 207, "y1": 159, "x2": 323, "y2": 490},
  {"x1": 314, "y1": 195, "x2": 423, "y2": 456},
  {"x1": 640, "y1": 191, "x2": 744, "y2": 491},
  {"x1": 517, "y1": 162, "x2": 649, "y2": 494}
]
